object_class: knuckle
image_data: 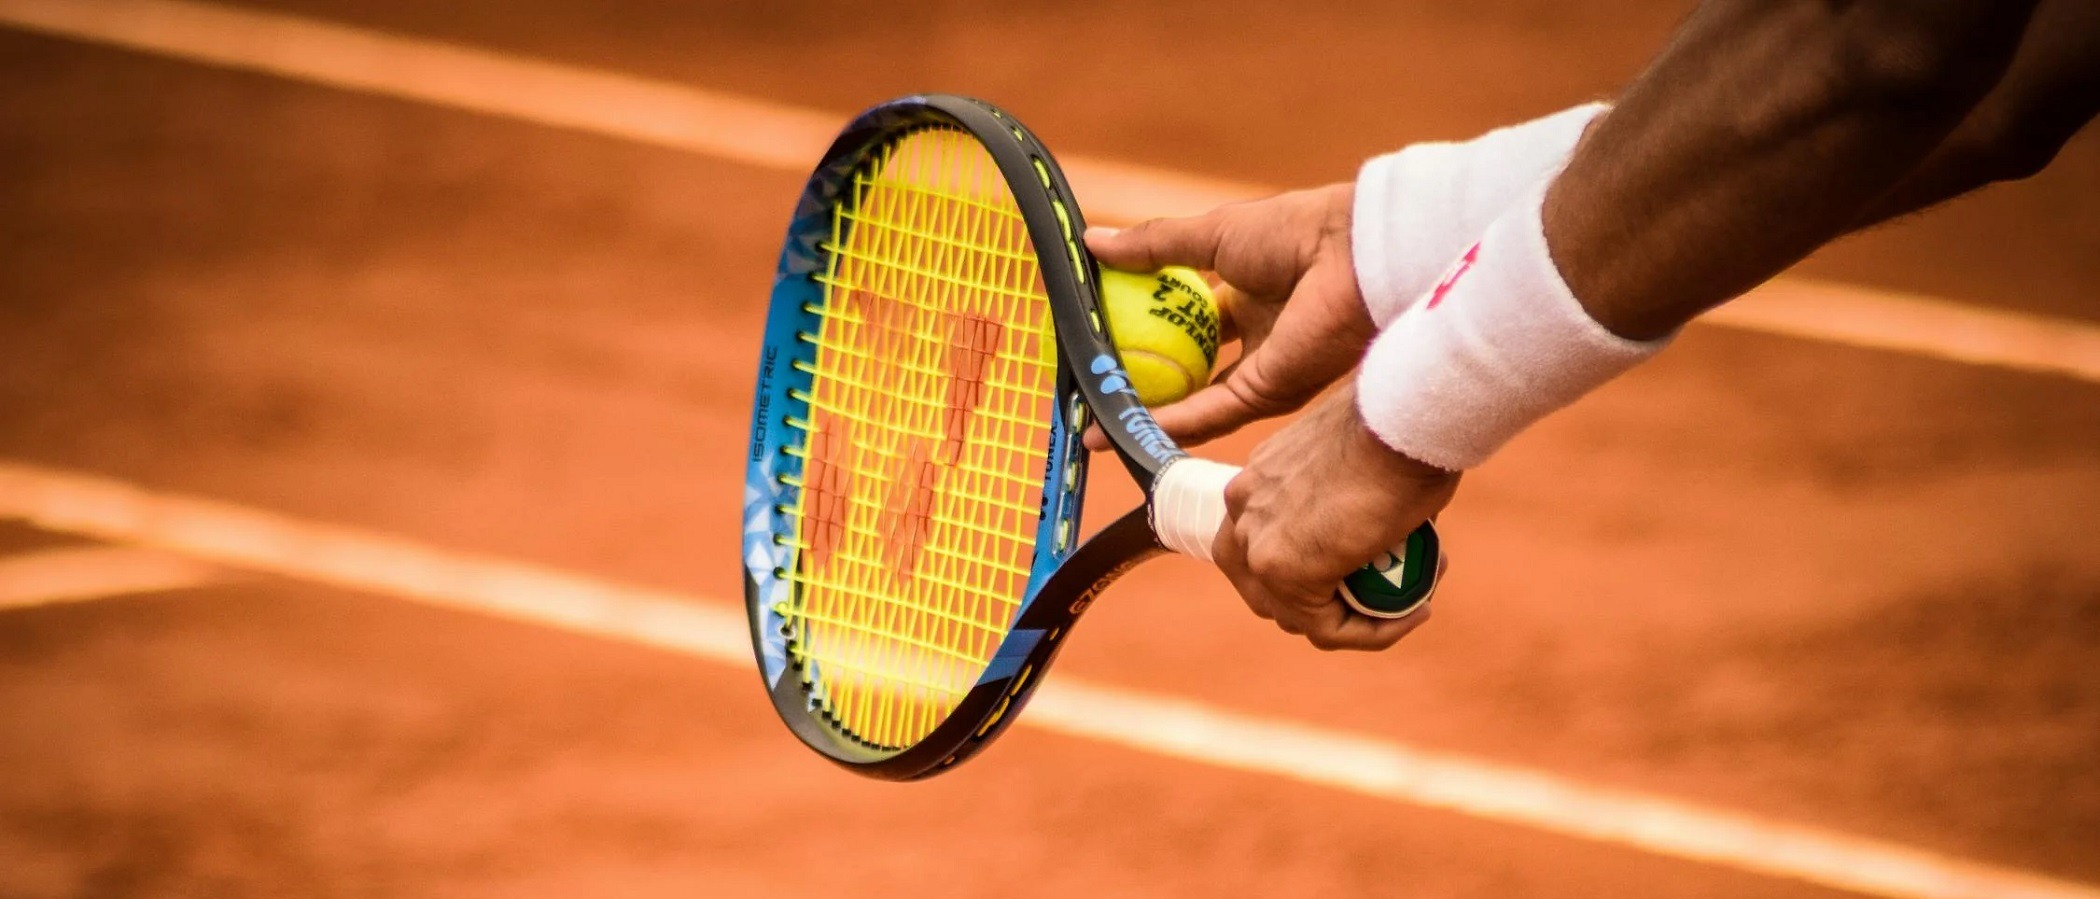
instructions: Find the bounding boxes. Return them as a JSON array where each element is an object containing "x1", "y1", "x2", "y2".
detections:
[
  {"x1": 1242, "y1": 543, "x2": 1293, "y2": 582},
  {"x1": 1123, "y1": 216, "x2": 1168, "y2": 240},
  {"x1": 1227, "y1": 363, "x2": 1307, "y2": 417},
  {"x1": 1109, "y1": 219, "x2": 1170, "y2": 264}
]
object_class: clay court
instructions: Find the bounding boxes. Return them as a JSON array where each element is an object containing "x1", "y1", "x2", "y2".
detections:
[{"x1": 2, "y1": 1, "x2": 2098, "y2": 896}]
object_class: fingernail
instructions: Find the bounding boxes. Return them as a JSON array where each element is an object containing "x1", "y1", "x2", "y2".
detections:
[{"x1": 1084, "y1": 226, "x2": 1120, "y2": 241}]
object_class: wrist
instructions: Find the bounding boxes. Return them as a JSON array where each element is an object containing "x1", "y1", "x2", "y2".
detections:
[
  {"x1": 1354, "y1": 183, "x2": 1672, "y2": 471},
  {"x1": 1351, "y1": 102, "x2": 1610, "y2": 329},
  {"x1": 1339, "y1": 385, "x2": 1459, "y2": 484},
  {"x1": 1541, "y1": 175, "x2": 1691, "y2": 342}
]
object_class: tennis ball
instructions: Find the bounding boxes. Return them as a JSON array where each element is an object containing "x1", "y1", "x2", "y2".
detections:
[{"x1": 1099, "y1": 265, "x2": 1221, "y2": 406}]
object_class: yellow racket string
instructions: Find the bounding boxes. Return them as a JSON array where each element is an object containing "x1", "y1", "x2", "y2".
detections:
[{"x1": 778, "y1": 127, "x2": 1056, "y2": 750}]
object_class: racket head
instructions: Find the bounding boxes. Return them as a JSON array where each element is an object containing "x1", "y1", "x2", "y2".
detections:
[{"x1": 744, "y1": 95, "x2": 1157, "y2": 779}]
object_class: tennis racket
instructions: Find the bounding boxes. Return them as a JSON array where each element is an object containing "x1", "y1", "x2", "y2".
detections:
[{"x1": 744, "y1": 94, "x2": 1442, "y2": 780}]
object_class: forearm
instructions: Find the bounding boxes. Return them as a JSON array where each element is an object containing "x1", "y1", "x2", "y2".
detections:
[
  {"x1": 1857, "y1": 0, "x2": 2100, "y2": 225},
  {"x1": 1549, "y1": 0, "x2": 2042, "y2": 341}
]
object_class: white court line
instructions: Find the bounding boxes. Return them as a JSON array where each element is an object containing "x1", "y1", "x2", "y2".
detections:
[
  {"x1": 4, "y1": 0, "x2": 2100, "y2": 384},
  {"x1": 1, "y1": 1, "x2": 2096, "y2": 892},
  {"x1": 0, "y1": 544, "x2": 221, "y2": 608},
  {"x1": 1, "y1": 459, "x2": 2095, "y2": 899}
]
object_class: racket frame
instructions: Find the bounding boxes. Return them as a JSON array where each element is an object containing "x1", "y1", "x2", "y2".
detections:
[
  {"x1": 747, "y1": 94, "x2": 1425, "y2": 780},
  {"x1": 748, "y1": 95, "x2": 1164, "y2": 779}
]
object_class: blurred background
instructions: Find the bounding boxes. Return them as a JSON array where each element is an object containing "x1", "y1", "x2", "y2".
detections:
[{"x1": 2, "y1": 1, "x2": 2096, "y2": 896}]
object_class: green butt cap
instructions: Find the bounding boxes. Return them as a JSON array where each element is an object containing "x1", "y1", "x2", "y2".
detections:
[{"x1": 1337, "y1": 522, "x2": 1441, "y2": 619}]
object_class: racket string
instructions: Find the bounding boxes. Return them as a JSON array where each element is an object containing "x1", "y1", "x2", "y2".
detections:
[
  {"x1": 834, "y1": 208, "x2": 1037, "y2": 263},
  {"x1": 775, "y1": 481, "x2": 1038, "y2": 544},
  {"x1": 815, "y1": 252, "x2": 1047, "y2": 303},
  {"x1": 772, "y1": 496, "x2": 1034, "y2": 574},
  {"x1": 852, "y1": 173, "x2": 1026, "y2": 222},
  {"x1": 793, "y1": 311, "x2": 1052, "y2": 399},
  {"x1": 780, "y1": 127, "x2": 1058, "y2": 748}
]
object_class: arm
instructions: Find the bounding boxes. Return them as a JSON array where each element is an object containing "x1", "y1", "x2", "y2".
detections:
[
  {"x1": 1245, "y1": 0, "x2": 2051, "y2": 650},
  {"x1": 1082, "y1": 104, "x2": 1607, "y2": 451},
  {"x1": 1552, "y1": 0, "x2": 2043, "y2": 341},
  {"x1": 1859, "y1": 0, "x2": 2100, "y2": 225}
]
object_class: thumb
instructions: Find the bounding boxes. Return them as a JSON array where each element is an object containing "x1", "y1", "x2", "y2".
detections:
[
  {"x1": 1079, "y1": 385, "x2": 1247, "y2": 452},
  {"x1": 1079, "y1": 352, "x2": 1282, "y2": 452},
  {"x1": 1076, "y1": 378, "x2": 1262, "y2": 451},
  {"x1": 1146, "y1": 351, "x2": 1313, "y2": 447},
  {"x1": 1210, "y1": 280, "x2": 1244, "y2": 346}
]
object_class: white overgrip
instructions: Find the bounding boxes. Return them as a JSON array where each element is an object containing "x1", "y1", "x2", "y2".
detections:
[
  {"x1": 1150, "y1": 456, "x2": 1439, "y2": 620},
  {"x1": 1150, "y1": 458, "x2": 1239, "y2": 562}
]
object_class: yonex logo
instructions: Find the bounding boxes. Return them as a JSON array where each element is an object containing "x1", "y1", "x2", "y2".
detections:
[
  {"x1": 1117, "y1": 407, "x2": 1176, "y2": 462},
  {"x1": 1371, "y1": 551, "x2": 1405, "y2": 583},
  {"x1": 1089, "y1": 355, "x2": 1176, "y2": 462},
  {"x1": 1089, "y1": 354, "x2": 1137, "y2": 397}
]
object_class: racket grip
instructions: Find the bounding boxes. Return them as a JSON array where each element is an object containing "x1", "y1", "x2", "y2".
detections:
[{"x1": 1152, "y1": 459, "x2": 1440, "y2": 619}]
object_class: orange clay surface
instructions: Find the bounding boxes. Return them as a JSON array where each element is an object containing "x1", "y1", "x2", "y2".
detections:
[{"x1": 3, "y1": 2, "x2": 2099, "y2": 896}]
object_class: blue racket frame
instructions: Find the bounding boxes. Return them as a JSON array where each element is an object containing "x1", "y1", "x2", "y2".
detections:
[{"x1": 743, "y1": 95, "x2": 1173, "y2": 779}]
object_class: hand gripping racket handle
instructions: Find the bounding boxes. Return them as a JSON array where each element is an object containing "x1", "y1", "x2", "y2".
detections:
[{"x1": 1151, "y1": 459, "x2": 1441, "y2": 619}]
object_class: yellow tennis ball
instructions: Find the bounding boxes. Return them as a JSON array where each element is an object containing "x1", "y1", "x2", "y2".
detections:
[{"x1": 1099, "y1": 265, "x2": 1221, "y2": 406}]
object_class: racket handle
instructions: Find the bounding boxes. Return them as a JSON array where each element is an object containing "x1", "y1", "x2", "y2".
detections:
[{"x1": 1153, "y1": 459, "x2": 1440, "y2": 619}]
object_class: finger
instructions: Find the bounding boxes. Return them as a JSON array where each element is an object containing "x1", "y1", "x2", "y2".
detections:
[
  {"x1": 1306, "y1": 603, "x2": 1432, "y2": 652},
  {"x1": 1081, "y1": 421, "x2": 1108, "y2": 452},
  {"x1": 1144, "y1": 350, "x2": 1318, "y2": 447},
  {"x1": 1212, "y1": 502, "x2": 1295, "y2": 630},
  {"x1": 1084, "y1": 368, "x2": 1242, "y2": 455},
  {"x1": 1276, "y1": 582, "x2": 1342, "y2": 616},
  {"x1": 1092, "y1": 363, "x2": 1268, "y2": 453},
  {"x1": 1299, "y1": 602, "x2": 1355, "y2": 651},
  {"x1": 1287, "y1": 258, "x2": 1376, "y2": 339},
  {"x1": 1353, "y1": 604, "x2": 1432, "y2": 651},
  {"x1": 1244, "y1": 597, "x2": 1277, "y2": 622},
  {"x1": 1141, "y1": 384, "x2": 1265, "y2": 448},
  {"x1": 1085, "y1": 216, "x2": 1229, "y2": 272},
  {"x1": 1222, "y1": 525, "x2": 1336, "y2": 643},
  {"x1": 1082, "y1": 283, "x2": 1244, "y2": 453},
  {"x1": 1246, "y1": 574, "x2": 1318, "y2": 638},
  {"x1": 1145, "y1": 266, "x2": 1370, "y2": 447},
  {"x1": 1083, "y1": 388, "x2": 1256, "y2": 450},
  {"x1": 1212, "y1": 282, "x2": 1243, "y2": 345}
]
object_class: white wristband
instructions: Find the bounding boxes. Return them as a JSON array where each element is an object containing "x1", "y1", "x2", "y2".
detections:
[
  {"x1": 1355, "y1": 185, "x2": 1670, "y2": 472},
  {"x1": 1352, "y1": 102, "x2": 1609, "y2": 327}
]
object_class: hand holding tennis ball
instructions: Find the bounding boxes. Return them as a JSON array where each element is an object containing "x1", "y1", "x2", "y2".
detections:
[{"x1": 1099, "y1": 266, "x2": 1227, "y2": 406}]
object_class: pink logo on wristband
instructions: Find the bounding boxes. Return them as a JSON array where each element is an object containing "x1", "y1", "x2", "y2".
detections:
[{"x1": 1426, "y1": 242, "x2": 1480, "y2": 310}]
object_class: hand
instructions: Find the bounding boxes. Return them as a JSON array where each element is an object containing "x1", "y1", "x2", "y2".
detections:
[
  {"x1": 1214, "y1": 382, "x2": 1460, "y2": 651},
  {"x1": 1084, "y1": 184, "x2": 1375, "y2": 449}
]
